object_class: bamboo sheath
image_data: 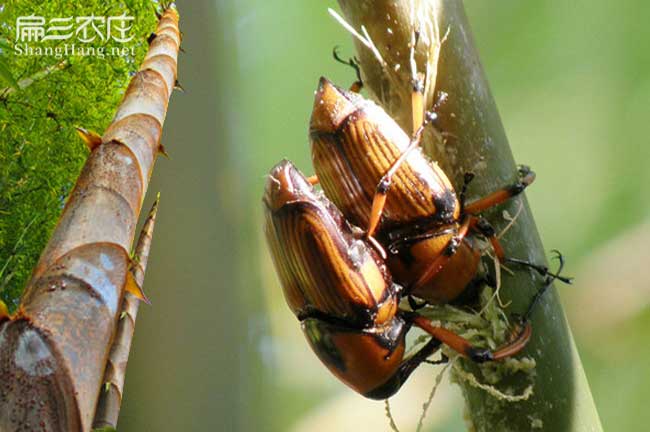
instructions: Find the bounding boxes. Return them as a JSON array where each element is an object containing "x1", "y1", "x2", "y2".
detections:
[
  {"x1": 0, "y1": 7, "x2": 179, "y2": 431},
  {"x1": 92, "y1": 198, "x2": 159, "y2": 429}
]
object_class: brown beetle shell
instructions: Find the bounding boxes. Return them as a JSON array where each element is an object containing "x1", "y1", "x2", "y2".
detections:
[
  {"x1": 310, "y1": 77, "x2": 460, "y2": 232},
  {"x1": 387, "y1": 229, "x2": 482, "y2": 304},
  {"x1": 263, "y1": 160, "x2": 398, "y2": 327},
  {"x1": 302, "y1": 316, "x2": 407, "y2": 397}
]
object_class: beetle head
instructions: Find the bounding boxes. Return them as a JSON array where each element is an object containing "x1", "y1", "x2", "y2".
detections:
[
  {"x1": 310, "y1": 76, "x2": 365, "y2": 134},
  {"x1": 263, "y1": 159, "x2": 316, "y2": 212}
]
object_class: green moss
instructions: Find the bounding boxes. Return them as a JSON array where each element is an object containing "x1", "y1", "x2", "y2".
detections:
[
  {"x1": 0, "y1": 1, "x2": 158, "y2": 311},
  {"x1": 417, "y1": 283, "x2": 537, "y2": 403}
]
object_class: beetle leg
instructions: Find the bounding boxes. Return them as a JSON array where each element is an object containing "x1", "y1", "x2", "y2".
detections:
[
  {"x1": 407, "y1": 295, "x2": 428, "y2": 311},
  {"x1": 459, "y1": 172, "x2": 476, "y2": 213},
  {"x1": 411, "y1": 314, "x2": 532, "y2": 362},
  {"x1": 470, "y1": 216, "x2": 506, "y2": 261},
  {"x1": 408, "y1": 30, "x2": 453, "y2": 134},
  {"x1": 394, "y1": 337, "x2": 442, "y2": 381},
  {"x1": 365, "y1": 111, "x2": 438, "y2": 239},
  {"x1": 505, "y1": 249, "x2": 573, "y2": 285},
  {"x1": 412, "y1": 252, "x2": 567, "y2": 362},
  {"x1": 333, "y1": 46, "x2": 363, "y2": 92},
  {"x1": 472, "y1": 218, "x2": 573, "y2": 284},
  {"x1": 409, "y1": 27, "x2": 425, "y2": 133},
  {"x1": 521, "y1": 252, "x2": 569, "y2": 320},
  {"x1": 367, "y1": 31, "x2": 449, "y2": 239},
  {"x1": 463, "y1": 165, "x2": 536, "y2": 215},
  {"x1": 411, "y1": 77, "x2": 425, "y2": 134},
  {"x1": 408, "y1": 217, "x2": 472, "y2": 292}
]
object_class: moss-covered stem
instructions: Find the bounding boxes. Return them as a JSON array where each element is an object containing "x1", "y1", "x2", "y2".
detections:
[{"x1": 336, "y1": 0, "x2": 602, "y2": 430}]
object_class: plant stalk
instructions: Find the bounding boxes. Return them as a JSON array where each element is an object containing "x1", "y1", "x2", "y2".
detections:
[
  {"x1": 336, "y1": 1, "x2": 602, "y2": 430},
  {"x1": 92, "y1": 196, "x2": 160, "y2": 430},
  {"x1": 0, "y1": 7, "x2": 180, "y2": 431}
]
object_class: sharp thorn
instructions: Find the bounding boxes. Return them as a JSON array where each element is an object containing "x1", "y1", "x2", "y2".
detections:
[
  {"x1": 158, "y1": 144, "x2": 169, "y2": 158},
  {"x1": 125, "y1": 271, "x2": 151, "y2": 305},
  {"x1": 75, "y1": 127, "x2": 102, "y2": 151},
  {"x1": 0, "y1": 299, "x2": 9, "y2": 320}
]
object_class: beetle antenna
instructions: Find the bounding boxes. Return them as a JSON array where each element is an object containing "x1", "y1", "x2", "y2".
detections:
[
  {"x1": 505, "y1": 250, "x2": 573, "y2": 285},
  {"x1": 333, "y1": 46, "x2": 363, "y2": 91}
]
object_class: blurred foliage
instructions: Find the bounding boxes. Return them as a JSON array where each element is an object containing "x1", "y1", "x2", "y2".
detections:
[{"x1": 0, "y1": 0, "x2": 157, "y2": 311}]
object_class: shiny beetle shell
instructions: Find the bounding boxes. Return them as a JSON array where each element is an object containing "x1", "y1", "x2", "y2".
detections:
[
  {"x1": 310, "y1": 77, "x2": 460, "y2": 232},
  {"x1": 309, "y1": 77, "x2": 475, "y2": 303},
  {"x1": 263, "y1": 160, "x2": 425, "y2": 397},
  {"x1": 263, "y1": 160, "x2": 398, "y2": 327},
  {"x1": 388, "y1": 231, "x2": 481, "y2": 304},
  {"x1": 302, "y1": 317, "x2": 409, "y2": 397}
]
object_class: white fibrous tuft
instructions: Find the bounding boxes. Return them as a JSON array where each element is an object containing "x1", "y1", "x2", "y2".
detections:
[{"x1": 348, "y1": 240, "x2": 370, "y2": 268}]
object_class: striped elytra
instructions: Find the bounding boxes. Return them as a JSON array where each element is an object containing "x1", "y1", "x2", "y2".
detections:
[
  {"x1": 310, "y1": 77, "x2": 460, "y2": 233},
  {"x1": 262, "y1": 159, "x2": 435, "y2": 398},
  {"x1": 309, "y1": 77, "x2": 475, "y2": 304},
  {"x1": 263, "y1": 160, "x2": 398, "y2": 327}
]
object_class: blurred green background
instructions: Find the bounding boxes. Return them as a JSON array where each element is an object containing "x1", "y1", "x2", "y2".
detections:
[{"x1": 3, "y1": 0, "x2": 650, "y2": 430}]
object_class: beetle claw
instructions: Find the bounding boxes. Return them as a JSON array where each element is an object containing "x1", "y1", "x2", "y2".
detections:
[
  {"x1": 407, "y1": 295, "x2": 427, "y2": 311},
  {"x1": 468, "y1": 348, "x2": 494, "y2": 363}
]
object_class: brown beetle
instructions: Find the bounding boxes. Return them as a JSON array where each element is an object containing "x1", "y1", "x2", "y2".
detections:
[
  {"x1": 263, "y1": 160, "x2": 533, "y2": 399},
  {"x1": 309, "y1": 76, "x2": 568, "y2": 305}
]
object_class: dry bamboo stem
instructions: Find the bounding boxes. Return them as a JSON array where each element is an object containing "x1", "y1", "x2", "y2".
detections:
[{"x1": 0, "y1": 6, "x2": 180, "y2": 431}]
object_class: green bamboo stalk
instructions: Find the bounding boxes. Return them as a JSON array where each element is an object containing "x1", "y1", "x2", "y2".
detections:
[{"x1": 335, "y1": 1, "x2": 602, "y2": 430}]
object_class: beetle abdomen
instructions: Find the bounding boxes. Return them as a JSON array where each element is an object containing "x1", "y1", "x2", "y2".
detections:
[
  {"x1": 302, "y1": 316, "x2": 407, "y2": 397},
  {"x1": 388, "y1": 234, "x2": 482, "y2": 304}
]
